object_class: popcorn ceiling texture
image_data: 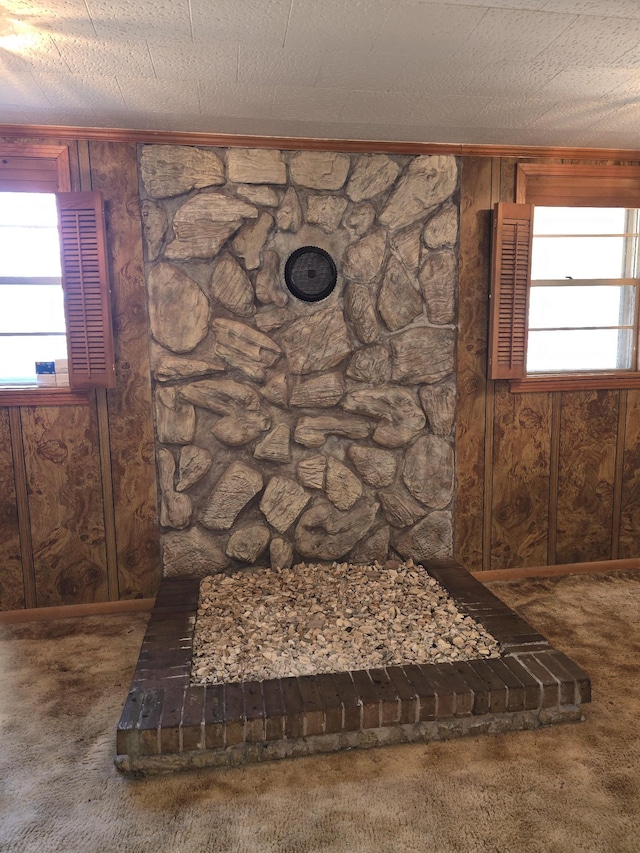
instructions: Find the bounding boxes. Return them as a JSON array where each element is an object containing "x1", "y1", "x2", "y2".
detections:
[{"x1": 138, "y1": 145, "x2": 459, "y2": 576}]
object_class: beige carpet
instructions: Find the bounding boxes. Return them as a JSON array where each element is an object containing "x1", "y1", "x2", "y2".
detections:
[{"x1": 1, "y1": 572, "x2": 639, "y2": 853}]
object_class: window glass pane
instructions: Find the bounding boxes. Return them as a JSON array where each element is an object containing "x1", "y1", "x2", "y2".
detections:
[
  {"x1": 529, "y1": 285, "x2": 635, "y2": 329},
  {"x1": 527, "y1": 329, "x2": 633, "y2": 373},
  {"x1": 0, "y1": 192, "x2": 61, "y2": 277},
  {"x1": 0, "y1": 335, "x2": 68, "y2": 386},
  {"x1": 533, "y1": 206, "x2": 628, "y2": 236},
  {"x1": 0, "y1": 192, "x2": 58, "y2": 227},
  {"x1": 0, "y1": 284, "x2": 66, "y2": 333},
  {"x1": 531, "y1": 236, "x2": 628, "y2": 280}
]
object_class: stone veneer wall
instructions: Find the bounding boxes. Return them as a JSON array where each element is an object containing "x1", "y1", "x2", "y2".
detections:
[{"x1": 138, "y1": 146, "x2": 459, "y2": 576}]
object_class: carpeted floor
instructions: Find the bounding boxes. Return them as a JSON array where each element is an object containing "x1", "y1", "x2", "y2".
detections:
[{"x1": 1, "y1": 571, "x2": 639, "y2": 853}]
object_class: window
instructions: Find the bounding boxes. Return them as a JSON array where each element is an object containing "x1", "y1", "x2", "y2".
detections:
[
  {"x1": 0, "y1": 192, "x2": 68, "y2": 386},
  {"x1": 0, "y1": 145, "x2": 116, "y2": 401},
  {"x1": 488, "y1": 164, "x2": 640, "y2": 391}
]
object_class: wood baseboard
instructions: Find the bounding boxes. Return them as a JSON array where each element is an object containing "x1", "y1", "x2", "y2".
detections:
[
  {"x1": 473, "y1": 558, "x2": 640, "y2": 583},
  {"x1": 0, "y1": 598, "x2": 156, "y2": 624},
  {"x1": 3, "y1": 559, "x2": 638, "y2": 620}
]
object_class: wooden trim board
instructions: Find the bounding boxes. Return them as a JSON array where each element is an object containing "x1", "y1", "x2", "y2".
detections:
[
  {"x1": 2, "y1": 123, "x2": 640, "y2": 161},
  {"x1": 0, "y1": 597, "x2": 156, "y2": 624},
  {"x1": 473, "y1": 558, "x2": 640, "y2": 583}
]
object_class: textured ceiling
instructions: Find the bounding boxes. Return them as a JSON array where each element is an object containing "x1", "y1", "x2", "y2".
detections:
[{"x1": 2, "y1": 0, "x2": 640, "y2": 148}]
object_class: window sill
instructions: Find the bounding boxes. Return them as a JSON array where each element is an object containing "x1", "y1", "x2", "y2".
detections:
[
  {"x1": 509, "y1": 373, "x2": 640, "y2": 393},
  {"x1": 0, "y1": 387, "x2": 91, "y2": 407}
]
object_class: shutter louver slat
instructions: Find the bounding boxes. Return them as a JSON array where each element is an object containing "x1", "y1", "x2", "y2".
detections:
[
  {"x1": 57, "y1": 191, "x2": 116, "y2": 390},
  {"x1": 488, "y1": 202, "x2": 533, "y2": 380}
]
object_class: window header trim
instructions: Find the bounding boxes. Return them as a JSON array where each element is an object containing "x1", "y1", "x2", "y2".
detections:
[{"x1": 516, "y1": 163, "x2": 640, "y2": 208}]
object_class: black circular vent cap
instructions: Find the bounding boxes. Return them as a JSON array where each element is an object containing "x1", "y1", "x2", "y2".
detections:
[{"x1": 284, "y1": 246, "x2": 337, "y2": 302}]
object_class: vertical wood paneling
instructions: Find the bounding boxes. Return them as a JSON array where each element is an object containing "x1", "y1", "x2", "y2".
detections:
[
  {"x1": 491, "y1": 385, "x2": 552, "y2": 567},
  {"x1": 8, "y1": 408, "x2": 36, "y2": 608},
  {"x1": 611, "y1": 389, "x2": 627, "y2": 559},
  {"x1": 456, "y1": 154, "x2": 639, "y2": 574},
  {"x1": 556, "y1": 391, "x2": 618, "y2": 564},
  {"x1": 1, "y1": 140, "x2": 639, "y2": 609},
  {"x1": 0, "y1": 409, "x2": 25, "y2": 610},
  {"x1": 619, "y1": 389, "x2": 640, "y2": 558},
  {"x1": 499, "y1": 158, "x2": 518, "y2": 203},
  {"x1": 77, "y1": 139, "x2": 120, "y2": 601},
  {"x1": 21, "y1": 405, "x2": 108, "y2": 607},
  {"x1": 455, "y1": 157, "x2": 493, "y2": 571},
  {"x1": 547, "y1": 395, "x2": 561, "y2": 564},
  {"x1": 88, "y1": 140, "x2": 160, "y2": 599}
]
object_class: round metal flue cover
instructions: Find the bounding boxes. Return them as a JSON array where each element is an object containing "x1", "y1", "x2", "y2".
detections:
[{"x1": 284, "y1": 246, "x2": 337, "y2": 302}]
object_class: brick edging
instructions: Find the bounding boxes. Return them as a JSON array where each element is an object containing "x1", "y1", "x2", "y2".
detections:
[{"x1": 116, "y1": 563, "x2": 591, "y2": 772}]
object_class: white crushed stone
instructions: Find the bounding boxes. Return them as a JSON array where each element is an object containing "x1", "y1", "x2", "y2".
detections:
[{"x1": 190, "y1": 559, "x2": 502, "y2": 685}]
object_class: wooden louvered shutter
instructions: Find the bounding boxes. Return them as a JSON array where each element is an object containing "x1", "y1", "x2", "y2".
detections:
[
  {"x1": 488, "y1": 202, "x2": 533, "y2": 380},
  {"x1": 56, "y1": 192, "x2": 116, "y2": 389}
]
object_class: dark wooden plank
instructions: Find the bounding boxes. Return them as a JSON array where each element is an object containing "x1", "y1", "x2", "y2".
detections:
[
  {"x1": 21, "y1": 405, "x2": 109, "y2": 607},
  {"x1": 88, "y1": 141, "x2": 160, "y2": 599},
  {"x1": 491, "y1": 383, "x2": 552, "y2": 568},
  {"x1": 0, "y1": 408, "x2": 25, "y2": 610},
  {"x1": 455, "y1": 156, "x2": 493, "y2": 571},
  {"x1": 556, "y1": 390, "x2": 618, "y2": 563}
]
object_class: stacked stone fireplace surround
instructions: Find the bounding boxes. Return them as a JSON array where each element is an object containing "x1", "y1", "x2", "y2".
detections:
[
  {"x1": 119, "y1": 154, "x2": 591, "y2": 772},
  {"x1": 139, "y1": 145, "x2": 459, "y2": 573}
]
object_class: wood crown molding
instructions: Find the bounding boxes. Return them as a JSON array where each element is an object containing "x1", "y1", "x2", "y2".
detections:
[{"x1": 2, "y1": 122, "x2": 640, "y2": 161}]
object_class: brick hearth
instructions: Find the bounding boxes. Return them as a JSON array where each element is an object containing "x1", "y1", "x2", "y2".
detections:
[{"x1": 115, "y1": 561, "x2": 590, "y2": 775}]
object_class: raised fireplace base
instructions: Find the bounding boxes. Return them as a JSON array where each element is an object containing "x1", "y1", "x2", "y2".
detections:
[{"x1": 115, "y1": 561, "x2": 590, "y2": 775}]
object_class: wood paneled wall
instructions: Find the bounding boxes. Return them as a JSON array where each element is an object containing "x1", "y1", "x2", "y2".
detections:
[
  {"x1": 456, "y1": 155, "x2": 640, "y2": 573},
  {"x1": 3, "y1": 138, "x2": 640, "y2": 604},
  {"x1": 0, "y1": 136, "x2": 160, "y2": 610}
]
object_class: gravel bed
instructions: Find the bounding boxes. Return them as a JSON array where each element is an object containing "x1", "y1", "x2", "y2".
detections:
[{"x1": 190, "y1": 560, "x2": 501, "y2": 685}]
